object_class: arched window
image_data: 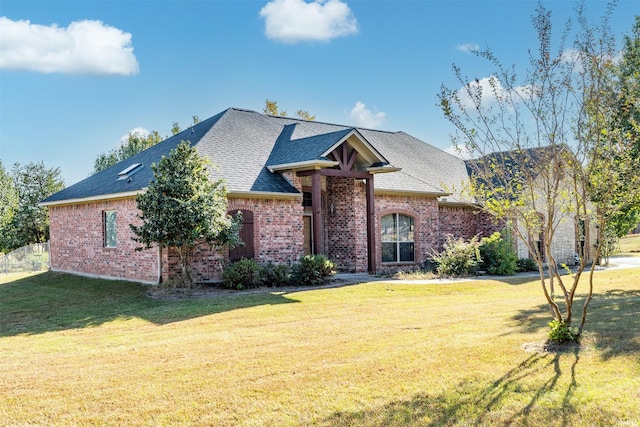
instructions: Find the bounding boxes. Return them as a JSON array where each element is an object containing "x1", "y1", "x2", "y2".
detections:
[
  {"x1": 381, "y1": 213, "x2": 415, "y2": 263},
  {"x1": 228, "y1": 210, "x2": 254, "y2": 261}
]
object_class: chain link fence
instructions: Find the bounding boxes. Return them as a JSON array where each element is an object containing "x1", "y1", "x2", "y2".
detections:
[{"x1": 0, "y1": 242, "x2": 50, "y2": 275}]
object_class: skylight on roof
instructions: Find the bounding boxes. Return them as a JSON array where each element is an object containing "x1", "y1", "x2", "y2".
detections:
[{"x1": 117, "y1": 163, "x2": 143, "y2": 180}]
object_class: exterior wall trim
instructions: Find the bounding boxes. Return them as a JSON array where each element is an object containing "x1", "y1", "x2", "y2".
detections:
[
  {"x1": 227, "y1": 191, "x2": 301, "y2": 200},
  {"x1": 267, "y1": 160, "x2": 338, "y2": 173},
  {"x1": 40, "y1": 191, "x2": 142, "y2": 207},
  {"x1": 375, "y1": 189, "x2": 447, "y2": 197}
]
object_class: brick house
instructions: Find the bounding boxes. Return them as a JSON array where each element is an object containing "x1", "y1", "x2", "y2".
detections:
[
  {"x1": 468, "y1": 148, "x2": 597, "y2": 266},
  {"x1": 42, "y1": 107, "x2": 500, "y2": 284}
]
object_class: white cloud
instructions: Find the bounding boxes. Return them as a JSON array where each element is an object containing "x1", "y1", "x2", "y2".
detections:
[
  {"x1": 457, "y1": 75, "x2": 534, "y2": 110},
  {"x1": 349, "y1": 101, "x2": 386, "y2": 128},
  {"x1": 120, "y1": 127, "x2": 150, "y2": 145},
  {"x1": 444, "y1": 144, "x2": 474, "y2": 160},
  {"x1": 0, "y1": 17, "x2": 139, "y2": 75},
  {"x1": 456, "y1": 42, "x2": 479, "y2": 53},
  {"x1": 259, "y1": 0, "x2": 358, "y2": 44},
  {"x1": 560, "y1": 48, "x2": 621, "y2": 73}
]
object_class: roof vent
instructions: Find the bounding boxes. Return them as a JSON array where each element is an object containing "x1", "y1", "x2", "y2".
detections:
[{"x1": 117, "y1": 163, "x2": 143, "y2": 181}]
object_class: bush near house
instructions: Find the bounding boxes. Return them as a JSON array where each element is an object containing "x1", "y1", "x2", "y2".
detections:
[
  {"x1": 431, "y1": 232, "x2": 520, "y2": 277},
  {"x1": 517, "y1": 257, "x2": 538, "y2": 272},
  {"x1": 221, "y1": 258, "x2": 262, "y2": 290},
  {"x1": 431, "y1": 235, "x2": 482, "y2": 277},
  {"x1": 222, "y1": 255, "x2": 336, "y2": 290},
  {"x1": 478, "y1": 231, "x2": 519, "y2": 276},
  {"x1": 261, "y1": 262, "x2": 291, "y2": 287},
  {"x1": 291, "y1": 255, "x2": 336, "y2": 287}
]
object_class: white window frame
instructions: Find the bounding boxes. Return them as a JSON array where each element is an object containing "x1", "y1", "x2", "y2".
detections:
[
  {"x1": 381, "y1": 213, "x2": 415, "y2": 263},
  {"x1": 104, "y1": 210, "x2": 117, "y2": 248}
]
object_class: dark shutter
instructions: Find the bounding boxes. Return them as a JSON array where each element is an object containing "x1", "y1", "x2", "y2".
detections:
[{"x1": 229, "y1": 210, "x2": 254, "y2": 261}]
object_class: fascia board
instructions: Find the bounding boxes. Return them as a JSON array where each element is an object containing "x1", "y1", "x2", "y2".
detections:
[
  {"x1": 39, "y1": 190, "x2": 144, "y2": 207},
  {"x1": 267, "y1": 160, "x2": 339, "y2": 173}
]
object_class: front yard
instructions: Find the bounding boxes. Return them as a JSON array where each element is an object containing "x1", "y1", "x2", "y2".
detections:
[{"x1": 1, "y1": 268, "x2": 639, "y2": 426}]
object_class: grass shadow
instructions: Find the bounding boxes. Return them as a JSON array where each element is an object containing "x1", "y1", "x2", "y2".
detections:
[
  {"x1": 0, "y1": 271, "x2": 299, "y2": 337},
  {"x1": 321, "y1": 350, "x2": 592, "y2": 426},
  {"x1": 509, "y1": 288, "x2": 640, "y2": 360}
]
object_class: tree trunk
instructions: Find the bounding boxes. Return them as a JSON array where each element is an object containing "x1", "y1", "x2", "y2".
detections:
[{"x1": 178, "y1": 246, "x2": 193, "y2": 287}]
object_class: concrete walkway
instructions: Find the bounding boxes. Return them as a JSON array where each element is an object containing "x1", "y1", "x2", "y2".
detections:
[{"x1": 334, "y1": 255, "x2": 640, "y2": 286}]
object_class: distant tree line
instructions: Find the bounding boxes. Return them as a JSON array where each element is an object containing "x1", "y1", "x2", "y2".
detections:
[{"x1": 0, "y1": 161, "x2": 65, "y2": 253}]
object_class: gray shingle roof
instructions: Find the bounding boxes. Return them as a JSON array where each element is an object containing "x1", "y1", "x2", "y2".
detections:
[
  {"x1": 42, "y1": 108, "x2": 473, "y2": 205},
  {"x1": 266, "y1": 126, "x2": 354, "y2": 166}
]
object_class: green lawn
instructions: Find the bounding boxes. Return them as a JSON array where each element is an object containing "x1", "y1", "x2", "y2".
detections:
[
  {"x1": 620, "y1": 233, "x2": 640, "y2": 255},
  {"x1": 1, "y1": 270, "x2": 639, "y2": 426}
]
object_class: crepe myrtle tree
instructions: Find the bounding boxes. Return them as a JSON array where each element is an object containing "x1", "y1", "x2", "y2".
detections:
[
  {"x1": 438, "y1": 3, "x2": 640, "y2": 340},
  {"x1": 130, "y1": 141, "x2": 242, "y2": 286}
]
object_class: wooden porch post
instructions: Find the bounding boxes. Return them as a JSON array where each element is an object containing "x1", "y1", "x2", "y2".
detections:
[
  {"x1": 312, "y1": 170, "x2": 322, "y2": 255},
  {"x1": 366, "y1": 175, "x2": 376, "y2": 273}
]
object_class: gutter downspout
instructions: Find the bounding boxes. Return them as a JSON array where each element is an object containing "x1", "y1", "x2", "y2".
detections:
[{"x1": 157, "y1": 246, "x2": 163, "y2": 285}]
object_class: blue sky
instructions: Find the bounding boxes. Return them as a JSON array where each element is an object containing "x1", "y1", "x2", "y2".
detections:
[{"x1": 1, "y1": 0, "x2": 638, "y2": 185}]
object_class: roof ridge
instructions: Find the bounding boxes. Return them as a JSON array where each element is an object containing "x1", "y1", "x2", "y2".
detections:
[{"x1": 266, "y1": 113, "x2": 401, "y2": 136}]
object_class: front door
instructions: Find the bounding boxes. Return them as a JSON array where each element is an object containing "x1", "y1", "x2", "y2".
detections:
[{"x1": 303, "y1": 215, "x2": 313, "y2": 256}]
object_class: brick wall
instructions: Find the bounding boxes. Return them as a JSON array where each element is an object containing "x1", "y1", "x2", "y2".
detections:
[
  {"x1": 49, "y1": 198, "x2": 159, "y2": 283},
  {"x1": 325, "y1": 177, "x2": 368, "y2": 272},
  {"x1": 438, "y1": 206, "x2": 500, "y2": 246},
  {"x1": 49, "y1": 196, "x2": 306, "y2": 283},
  {"x1": 227, "y1": 198, "x2": 303, "y2": 265},
  {"x1": 374, "y1": 194, "x2": 440, "y2": 270},
  {"x1": 48, "y1": 189, "x2": 505, "y2": 282}
]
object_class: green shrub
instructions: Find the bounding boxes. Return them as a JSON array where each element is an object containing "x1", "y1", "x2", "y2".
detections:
[
  {"x1": 548, "y1": 319, "x2": 578, "y2": 343},
  {"x1": 478, "y1": 231, "x2": 518, "y2": 276},
  {"x1": 291, "y1": 255, "x2": 336, "y2": 287},
  {"x1": 517, "y1": 257, "x2": 538, "y2": 272},
  {"x1": 261, "y1": 262, "x2": 291, "y2": 287},
  {"x1": 222, "y1": 258, "x2": 262, "y2": 290},
  {"x1": 432, "y1": 235, "x2": 481, "y2": 277}
]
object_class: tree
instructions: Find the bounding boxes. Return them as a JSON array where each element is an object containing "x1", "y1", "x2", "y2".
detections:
[
  {"x1": 0, "y1": 161, "x2": 19, "y2": 253},
  {"x1": 130, "y1": 141, "x2": 242, "y2": 286},
  {"x1": 593, "y1": 16, "x2": 640, "y2": 239},
  {"x1": 2, "y1": 162, "x2": 65, "y2": 250},
  {"x1": 575, "y1": 11, "x2": 640, "y2": 328},
  {"x1": 94, "y1": 130, "x2": 163, "y2": 173},
  {"x1": 93, "y1": 117, "x2": 201, "y2": 174},
  {"x1": 438, "y1": 3, "x2": 640, "y2": 340},
  {"x1": 263, "y1": 99, "x2": 316, "y2": 120}
]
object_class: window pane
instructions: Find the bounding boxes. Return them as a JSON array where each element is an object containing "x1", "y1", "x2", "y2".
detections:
[
  {"x1": 382, "y1": 242, "x2": 397, "y2": 263},
  {"x1": 399, "y1": 242, "x2": 415, "y2": 262},
  {"x1": 398, "y1": 215, "x2": 414, "y2": 241},
  {"x1": 105, "y1": 211, "x2": 117, "y2": 247},
  {"x1": 381, "y1": 214, "x2": 397, "y2": 242}
]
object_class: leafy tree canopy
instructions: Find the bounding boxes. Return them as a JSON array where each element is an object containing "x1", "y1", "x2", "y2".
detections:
[
  {"x1": 0, "y1": 162, "x2": 65, "y2": 251},
  {"x1": 263, "y1": 99, "x2": 316, "y2": 121},
  {"x1": 93, "y1": 116, "x2": 201, "y2": 174},
  {"x1": 0, "y1": 161, "x2": 19, "y2": 252},
  {"x1": 130, "y1": 141, "x2": 241, "y2": 286},
  {"x1": 93, "y1": 130, "x2": 163, "y2": 174}
]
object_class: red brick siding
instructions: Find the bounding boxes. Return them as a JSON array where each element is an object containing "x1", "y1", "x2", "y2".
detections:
[
  {"x1": 227, "y1": 198, "x2": 303, "y2": 265},
  {"x1": 375, "y1": 194, "x2": 440, "y2": 270},
  {"x1": 48, "y1": 198, "x2": 159, "y2": 283},
  {"x1": 325, "y1": 177, "x2": 368, "y2": 272},
  {"x1": 48, "y1": 187, "x2": 498, "y2": 281},
  {"x1": 161, "y1": 197, "x2": 305, "y2": 282},
  {"x1": 437, "y1": 206, "x2": 500, "y2": 247}
]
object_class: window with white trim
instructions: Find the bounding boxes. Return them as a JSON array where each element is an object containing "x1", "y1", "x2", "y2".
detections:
[
  {"x1": 104, "y1": 210, "x2": 117, "y2": 247},
  {"x1": 381, "y1": 213, "x2": 414, "y2": 263}
]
